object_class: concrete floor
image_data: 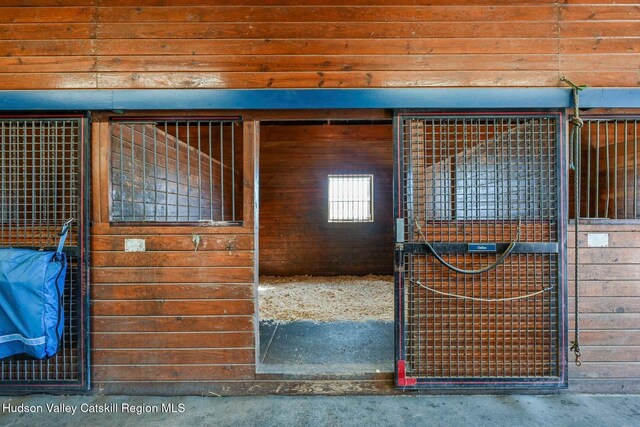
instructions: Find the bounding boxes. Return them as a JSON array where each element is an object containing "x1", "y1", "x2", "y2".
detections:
[
  {"x1": 1, "y1": 394, "x2": 639, "y2": 427},
  {"x1": 259, "y1": 320, "x2": 394, "y2": 374}
]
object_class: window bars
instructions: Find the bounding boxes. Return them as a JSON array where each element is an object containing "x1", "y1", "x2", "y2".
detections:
[
  {"x1": 110, "y1": 118, "x2": 243, "y2": 224},
  {"x1": 397, "y1": 114, "x2": 564, "y2": 387},
  {"x1": 577, "y1": 117, "x2": 639, "y2": 220},
  {"x1": 0, "y1": 117, "x2": 88, "y2": 389},
  {"x1": 328, "y1": 174, "x2": 374, "y2": 223}
]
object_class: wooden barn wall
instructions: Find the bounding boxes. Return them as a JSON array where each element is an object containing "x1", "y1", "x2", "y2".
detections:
[
  {"x1": 568, "y1": 223, "x2": 640, "y2": 393},
  {"x1": 90, "y1": 114, "x2": 398, "y2": 394},
  {"x1": 88, "y1": 114, "x2": 640, "y2": 394},
  {"x1": 0, "y1": 1, "x2": 639, "y2": 89},
  {"x1": 90, "y1": 117, "x2": 258, "y2": 389},
  {"x1": 259, "y1": 123, "x2": 394, "y2": 276},
  {"x1": 1, "y1": 0, "x2": 637, "y2": 394}
]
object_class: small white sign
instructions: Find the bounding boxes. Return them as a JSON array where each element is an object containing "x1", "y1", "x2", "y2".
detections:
[
  {"x1": 124, "y1": 238, "x2": 146, "y2": 252},
  {"x1": 587, "y1": 233, "x2": 609, "y2": 248}
]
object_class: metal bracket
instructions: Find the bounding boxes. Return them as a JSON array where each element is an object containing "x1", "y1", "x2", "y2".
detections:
[{"x1": 396, "y1": 218, "x2": 405, "y2": 243}]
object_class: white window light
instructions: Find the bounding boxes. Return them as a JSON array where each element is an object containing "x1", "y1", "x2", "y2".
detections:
[{"x1": 328, "y1": 174, "x2": 374, "y2": 223}]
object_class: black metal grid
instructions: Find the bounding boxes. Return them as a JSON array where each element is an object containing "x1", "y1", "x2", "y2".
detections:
[
  {"x1": 395, "y1": 113, "x2": 565, "y2": 387},
  {"x1": 404, "y1": 117, "x2": 558, "y2": 243},
  {"x1": 109, "y1": 118, "x2": 242, "y2": 224},
  {"x1": 0, "y1": 117, "x2": 88, "y2": 390},
  {"x1": 403, "y1": 252, "x2": 559, "y2": 379},
  {"x1": 578, "y1": 117, "x2": 639, "y2": 219}
]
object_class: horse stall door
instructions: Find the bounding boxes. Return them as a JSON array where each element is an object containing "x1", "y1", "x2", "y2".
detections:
[
  {"x1": 394, "y1": 113, "x2": 567, "y2": 389},
  {"x1": 0, "y1": 116, "x2": 89, "y2": 391}
]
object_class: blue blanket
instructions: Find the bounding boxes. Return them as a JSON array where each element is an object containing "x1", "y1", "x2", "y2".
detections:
[{"x1": 0, "y1": 229, "x2": 68, "y2": 359}]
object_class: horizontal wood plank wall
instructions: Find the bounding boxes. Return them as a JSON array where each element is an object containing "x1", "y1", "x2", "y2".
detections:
[
  {"x1": 568, "y1": 223, "x2": 640, "y2": 393},
  {"x1": 0, "y1": 1, "x2": 97, "y2": 89},
  {"x1": 90, "y1": 118, "x2": 256, "y2": 388},
  {"x1": 560, "y1": 1, "x2": 640, "y2": 87},
  {"x1": 259, "y1": 122, "x2": 394, "y2": 276},
  {"x1": 0, "y1": 1, "x2": 638, "y2": 89}
]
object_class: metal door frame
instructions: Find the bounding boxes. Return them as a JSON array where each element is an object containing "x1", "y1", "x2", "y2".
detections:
[
  {"x1": 393, "y1": 110, "x2": 568, "y2": 390},
  {"x1": 0, "y1": 113, "x2": 91, "y2": 392}
]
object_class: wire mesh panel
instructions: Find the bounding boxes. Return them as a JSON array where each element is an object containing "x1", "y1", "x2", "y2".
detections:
[
  {"x1": 110, "y1": 118, "x2": 242, "y2": 224},
  {"x1": 394, "y1": 113, "x2": 566, "y2": 389},
  {"x1": 0, "y1": 116, "x2": 89, "y2": 391}
]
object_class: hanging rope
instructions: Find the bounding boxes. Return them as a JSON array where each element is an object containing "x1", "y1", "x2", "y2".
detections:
[
  {"x1": 409, "y1": 278, "x2": 555, "y2": 303},
  {"x1": 561, "y1": 76, "x2": 586, "y2": 171},
  {"x1": 411, "y1": 218, "x2": 551, "y2": 301},
  {"x1": 414, "y1": 217, "x2": 521, "y2": 275},
  {"x1": 561, "y1": 75, "x2": 586, "y2": 367}
]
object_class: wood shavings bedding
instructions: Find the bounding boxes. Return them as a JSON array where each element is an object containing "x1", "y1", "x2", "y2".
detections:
[{"x1": 259, "y1": 275, "x2": 393, "y2": 322}]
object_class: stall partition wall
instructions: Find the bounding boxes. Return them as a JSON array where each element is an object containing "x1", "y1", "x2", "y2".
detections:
[
  {"x1": 568, "y1": 116, "x2": 640, "y2": 392},
  {"x1": 0, "y1": 115, "x2": 90, "y2": 392},
  {"x1": 70, "y1": 110, "x2": 640, "y2": 394},
  {"x1": 88, "y1": 116, "x2": 256, "y2": 389}
]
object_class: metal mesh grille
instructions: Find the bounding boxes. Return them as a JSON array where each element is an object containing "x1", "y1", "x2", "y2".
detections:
[
  {"x1": 0, "y1": 118, "x2": 85, "y2": 386},
  {"x1": 404, "y1": 117, "x2": 557, "y2": 243},
  {"x1": 577, "y1": 117, "x2": 639, "y2": 219},
  {"x1": 404, "y1": 253, "x2": 558, "y2": 378},
  {"x1": 399, "y1": 115, "x2": 562, "y2": 382},
  {"x1": 110, "y1": 119, "x2": 242, "y2": 223}
]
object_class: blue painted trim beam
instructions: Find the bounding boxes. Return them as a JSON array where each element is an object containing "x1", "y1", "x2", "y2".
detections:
[
  {"x1": 0, "y1": 88, "x2": 638, "y2": 111},
  {"x1": 580, "y1": 88, "x2": 640, "y2": 109}
]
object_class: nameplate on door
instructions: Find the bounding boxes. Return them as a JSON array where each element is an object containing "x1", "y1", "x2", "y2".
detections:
[{"x1": 468, "y1": 243, "x2": 497, "y2": 253}]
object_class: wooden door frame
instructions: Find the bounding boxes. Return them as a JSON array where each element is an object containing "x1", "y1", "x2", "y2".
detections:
[{"x1": 251, "y1": 110, "x2": 394, "y2": 374}]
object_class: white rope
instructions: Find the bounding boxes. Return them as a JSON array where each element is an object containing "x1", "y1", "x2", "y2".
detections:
[{"x1": 410, "y1": 279, "x2": 554, "y2": 302}]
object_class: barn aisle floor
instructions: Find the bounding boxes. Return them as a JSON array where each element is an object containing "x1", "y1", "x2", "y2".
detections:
[{"x1": 2, "y1": 394, "x2": 639, "y2": 427}]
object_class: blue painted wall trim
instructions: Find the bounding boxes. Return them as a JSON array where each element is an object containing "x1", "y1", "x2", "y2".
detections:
[{"x1": 0, "y1": 88, "x2": 638, "y2": 111}]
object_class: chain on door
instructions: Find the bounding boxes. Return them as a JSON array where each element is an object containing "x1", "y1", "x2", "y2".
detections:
[
  {"x1": 0, "y1": 116, "x2": 90, "y2": 392},
  {"x1": 394, "y1": 112, "x2": 567, "y2": 389}
]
